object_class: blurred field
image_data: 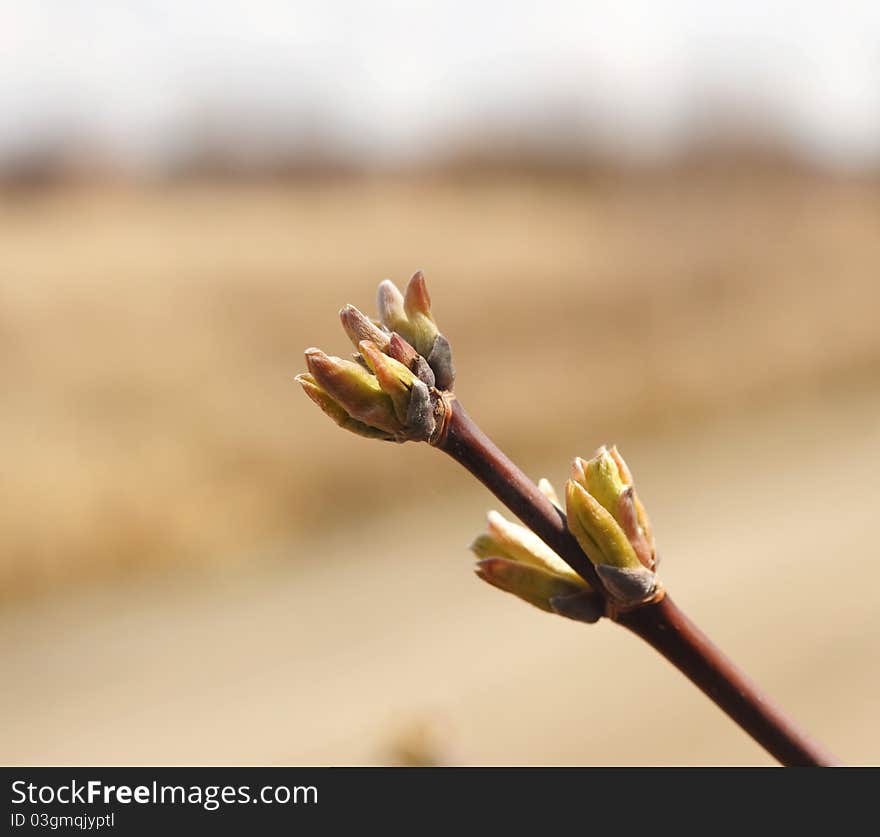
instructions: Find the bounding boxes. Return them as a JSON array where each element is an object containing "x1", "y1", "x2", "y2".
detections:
[
  {"x1": 2, "y1": 165, "x2": 879, "y2": 595},
  {"x1": 2, "y1": 378, "x2": 878, "y2": 765},
  {"x1": 1, "y1": 166, "x2": 879, "y2": 765}
]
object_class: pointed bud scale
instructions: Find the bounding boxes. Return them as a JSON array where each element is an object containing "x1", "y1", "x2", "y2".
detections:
[
  {"x1": 400, "y1": 271, "x2": 440, "y2": 358},
  {"x1": 378, "y1": 277, "x2": 439, "y2": 359},
  {"x1": 411, "y1": 356, "x2": 436, "y2": 388},
  {"x1": 617, "y1": 487, "x2": 654, "y2": 570},
  {"x1": 304, "y1": 348, "x2": 401, "y2": 435},
  {"x1": 376, "y1": 274, "x2": 454, "y2": 390},
  {"x1": 377, "y1": 279, "x2": 408, "y2": 335},
  {"x1": 340, "y1": 304, "x2": 391, "y2": 352},
  {"x1": 580, "y1": 446, "x2": 628, "y2": 519},
  {"x1": 403, "y1": 270, "x2": 433, "y2": 319},
  {"x1": 565, "y1": 480, "x2": 642, "y2": 571},
  {"x1": 632, "y1": 492, "x2": 655, "y2": 563},
  {"x1": 352, "y1": 352, "x2": 371, "y2": 371},
  {"x1": 469, "y1": 533, "x2": 501, "y2": 560},
  {"x1": 426, "y1": 333, "x2": 455, "y2": 391},
  {"x1": 295, "y1": 374, "x2": 395, "y2": 440},
  {"x1": 385, "y1": 333, "x2": 436, "y2": 388},
  {"x1": 609, "y1": 445, "x2": 634, "y2": 486},
  {"x1": 564, "y1": 493, "x2": 603, "y2": 567},
  {"x1": 475, "y1": 558, "x2": 586, "y2": 614},
  {"x1": 358, "y1": 339, "x2": 418, "y2": 424},
  {"x1": 482, "y1": 510, "x2": 586, "y2": 585},
  {"x1": 404, "y1": 377, "x2": 436, "y2": 441},
  {"x1": 386, "y1": 332, "x2": 420, "y2": 368},
  {"x1": 609, "y1": 446, "x2": 656, "y2": 566},
  {"x1": 595, "y1": 564, "x2": 657, "y2": 605},
  {"x1": 538, "y1": 478, "x2": 561, "y2": 510}
]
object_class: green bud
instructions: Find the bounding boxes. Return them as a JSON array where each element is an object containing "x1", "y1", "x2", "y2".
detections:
[
  {"x1": 295, "y1": 373, "x2": 395, "y2": 441},
  {"x1": 376, "y1": 273, "x2": 453, "y2": 388},
  {"x1": 475, "y1": 558, "x2": 587, "y2": 614},
  {"x1": 571, "y1": 446, "x2": 655, "y2": 566},
  {"x1": 305, "y1": 348, "x2": 402, "y2": 435},
  {"x1": 566, "y1": 479, "x2": 641, "y2": 570},
  {"x1": 471, "y1": 510, "x2": 587, "y2": 586},
  {"x1": 359, "y1": 340, "x2": 418, "y2": 424},
  {"x1": 573, "y1": 447, "x2": 627, "y2": 518},
  {"x1": 297, "y1": 272, "x2": 456, "y2": 444},
  {"x1": 565, "y1": 447, "x2": 659, "y2": 604},
  {"x1": 400, "y1": 271, "x2": 440, "y2": 358}
]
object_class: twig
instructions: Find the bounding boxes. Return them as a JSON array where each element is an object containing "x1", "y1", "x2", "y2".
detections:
[{"x1": 437, "y1": 399, "x2": 840, "y2": 767}]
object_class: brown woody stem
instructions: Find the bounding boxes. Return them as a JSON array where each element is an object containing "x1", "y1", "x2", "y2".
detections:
[
  {"x1": 618, "y1": 597, "x2": 840, "y2": 766},
  {"x1": 438, "y1": 400, "x2": 601, "y2": 588},
  {"x1": 437, "y1": 399, "x2": 840, "y2": 766}
]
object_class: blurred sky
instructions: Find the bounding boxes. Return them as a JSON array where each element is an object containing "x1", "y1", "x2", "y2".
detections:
[{"x1": 1, "y1": 1, "x2": 880, "y2": 168}]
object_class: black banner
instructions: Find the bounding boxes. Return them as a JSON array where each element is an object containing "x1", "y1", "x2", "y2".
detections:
[{"x1": 0, "y1": 767, "x2": 868, "y2": 833}]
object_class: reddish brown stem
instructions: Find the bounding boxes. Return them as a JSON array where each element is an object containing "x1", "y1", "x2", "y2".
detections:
[
  {"x1": 618, "y1": 597, "x2": 841, "y2": 766},
  {"x1": 438, "y1": 400, "x2": 601, "y2": 588},
  {"x1": 437, "y1": 399, "x2": 840, "y2": 766}
]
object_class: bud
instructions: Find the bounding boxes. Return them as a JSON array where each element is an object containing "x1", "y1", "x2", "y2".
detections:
[
  {"x1": 359, "y1": 340, "x2": 416, "y2": 422},
  {"x1": 295, "y1": 373, "x2": 395, "y2": 440},
  {"x1": 569, "y1": 446, "x2": 656, "y2": 570},
  {"x1": 381, "y1": 272, "x2": 437, "y2": 357},
  {"x1": 471, "y1": 510, "x2": 584, "y2": 583},
  {"x1": 566, "y1": 481, "x2": 642, "y2": 569},
  {"x1": 400, "y1": 271, "x2": 440, "y2": 358},
  {"x1": 299, "y1": 346, "x2": 436, "y2": 443},
  {"x1": 403, "y1": 269, "x2": 433, "y2": 319},
  {"x1": 359, "y1": 339, "x2": 436, "y2": 439},
  {"x1": 571, "y1": 448, "x2": 626, "y2": 520},
  {"x1": 298, "y1": 271, "x2": 455, "y2": 443},
  {"x1": 565, "y1": 446, "x2": 658, "y2": 605},
  {"x1": 304, "y1": 348, "x2": 401, "y2": 435},
  {"x1": 377, "y1": 272, "x2": 455, "y2": 390},
  {"x1": 470, "y1": 510, "x2": 598, "y2": 621}
]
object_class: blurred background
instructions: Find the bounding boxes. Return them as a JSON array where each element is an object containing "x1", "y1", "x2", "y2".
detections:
[{"x1": 1, "y1": 1, "x2": 879, "y2": 765}]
